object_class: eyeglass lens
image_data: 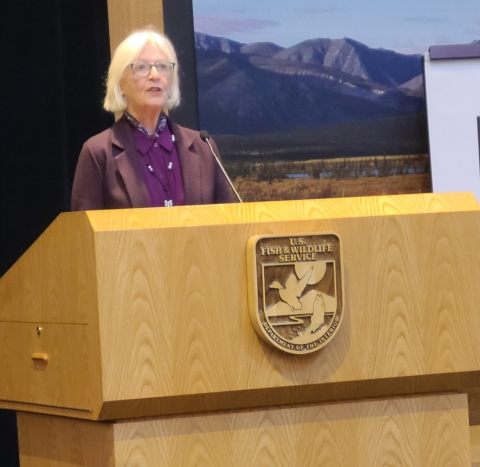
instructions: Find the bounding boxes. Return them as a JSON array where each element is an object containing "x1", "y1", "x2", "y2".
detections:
[{"x1": 131, "y1": 62, "x2": 174, "y2": 77}]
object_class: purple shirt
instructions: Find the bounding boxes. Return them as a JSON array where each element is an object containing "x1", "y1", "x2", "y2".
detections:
[{"x1": 129, "y1": 117, "x2": 185, "y2": 207}]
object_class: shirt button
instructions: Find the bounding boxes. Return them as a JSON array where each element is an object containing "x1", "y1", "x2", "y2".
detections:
[{"x1": 154, "y1": 143, "x2": 158, "y2": 148}]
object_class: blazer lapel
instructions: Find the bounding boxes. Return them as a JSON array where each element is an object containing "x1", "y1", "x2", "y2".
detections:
[
  {"x1": 170, "y1": 121, "x2": 201, "y2": 205},
  {"x1": 111, "y1": 117, "x2": 150, "y2": 208}
]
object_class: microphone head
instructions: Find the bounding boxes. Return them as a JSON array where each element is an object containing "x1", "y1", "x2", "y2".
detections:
[{"x1": 199, "y1": 130, "x2": 210, "y2": 141}]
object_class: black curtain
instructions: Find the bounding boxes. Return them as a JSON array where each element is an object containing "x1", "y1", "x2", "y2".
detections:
[
  {"x1": 0, "y1": 1, "x2": 112, "y2": 466},
  {"x1": 164, "y1": 0, "x2": 199, "y2": 130}
]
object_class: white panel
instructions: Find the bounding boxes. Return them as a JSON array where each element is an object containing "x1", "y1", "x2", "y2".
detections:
[{"x1": 424, "y1": 52, "x2": 480, "y2": 201}]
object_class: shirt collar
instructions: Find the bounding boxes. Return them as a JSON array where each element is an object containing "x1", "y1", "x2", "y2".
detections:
[{"x1": 124, "y1": 110, "x2": 167, "y2": 137}]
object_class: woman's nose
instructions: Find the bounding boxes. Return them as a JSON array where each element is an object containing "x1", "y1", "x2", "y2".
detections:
[{"x1": 148, "y1": 65, "x2": 160, "y2": 79}]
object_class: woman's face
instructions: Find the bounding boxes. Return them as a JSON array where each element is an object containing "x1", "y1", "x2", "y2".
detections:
[{"x1": 120, "y1": 41, "x2": 171, "y2": 118}]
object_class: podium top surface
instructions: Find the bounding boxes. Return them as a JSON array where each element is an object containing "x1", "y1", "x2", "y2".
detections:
[{"x1": 73, "y1": 192, "x2": 479, "y2": 232}]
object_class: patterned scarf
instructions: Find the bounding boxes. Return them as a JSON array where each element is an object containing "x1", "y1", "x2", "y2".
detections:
[{"x1": 124, "y1": 110, "x2": 167, "y2": 137}]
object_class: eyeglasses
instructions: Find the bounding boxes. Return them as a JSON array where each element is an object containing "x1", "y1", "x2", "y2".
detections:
[{"x1": 130, "y1": 61, "x2": 175, "y2": 77}]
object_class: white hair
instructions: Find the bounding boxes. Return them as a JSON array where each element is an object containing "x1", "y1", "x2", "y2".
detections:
[{"x1": 104, "y1": 26, "x2": 180, "y2": 113}]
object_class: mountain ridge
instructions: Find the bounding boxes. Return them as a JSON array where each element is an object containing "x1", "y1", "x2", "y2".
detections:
[{"x1": 194, "y1": 32, "x2": 425, "y2": 136}]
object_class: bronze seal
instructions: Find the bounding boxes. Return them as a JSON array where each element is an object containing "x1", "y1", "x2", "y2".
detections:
[{"x1": 247, "y1": 233, "x2": 344, "y2": 354}]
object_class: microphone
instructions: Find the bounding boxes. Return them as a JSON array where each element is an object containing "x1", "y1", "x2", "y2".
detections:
[{"x1": 199, "y1": 130, "x2": 243, "y2": 203}]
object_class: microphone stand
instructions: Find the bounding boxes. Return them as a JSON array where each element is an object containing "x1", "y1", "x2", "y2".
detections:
[{"x1": 200, "y1": 131, "x2": 243, "y2": 203}]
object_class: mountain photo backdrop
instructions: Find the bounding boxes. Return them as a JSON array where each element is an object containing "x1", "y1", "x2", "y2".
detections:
[{"x1": 192, "y1": 1, "x2": 479, "y2": 201}]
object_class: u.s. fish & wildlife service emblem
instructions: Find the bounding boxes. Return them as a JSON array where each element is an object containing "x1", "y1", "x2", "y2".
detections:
[{"x1": 247, "y1": 233, "x2": 344, "y2": 355}]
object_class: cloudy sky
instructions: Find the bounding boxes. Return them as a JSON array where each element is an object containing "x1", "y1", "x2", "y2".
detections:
[{"x1": 193, "y1": 0, "x2": 480, "y2": 54}]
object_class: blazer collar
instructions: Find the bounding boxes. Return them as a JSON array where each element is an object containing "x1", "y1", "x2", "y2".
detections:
[{"x1": 111, "y1": 116, "x2": 150, "y2": 208}]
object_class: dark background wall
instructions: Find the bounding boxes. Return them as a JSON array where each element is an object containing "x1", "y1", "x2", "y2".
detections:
[{"x1": 0, "y1": 0, "x2": 112, "y2": 280}]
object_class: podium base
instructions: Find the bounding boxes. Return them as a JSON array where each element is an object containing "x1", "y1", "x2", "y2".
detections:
[{"x1": 18, "y1": 393, "x2": 470, "y2": 466}]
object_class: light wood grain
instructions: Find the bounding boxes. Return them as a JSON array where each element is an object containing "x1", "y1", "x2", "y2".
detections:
[
  {"x1": 92, "y1": 194, "x2": 480, "y2": 418},
  {"x1": 472, "y1": 425, "x2": 480, "y2": 463},
  {"x1": 0, "y1": 212, "x2": 104, "y2": 418},
  {"x1": 106, "y1": 0, "x2": 164, "y2": 55},
  {"x1": 85, "y1": 192, "x2": 480, "y2": 231},
  {"x1": 0, "y1": 211, "x2": 98, "y2": 324},
  {"x1": 17, "y1": 412, "x2": 114, "y2": 467},
  {"x1": 2, "y1": 193, "x2": 480, "y2": 420},
  {"x1": 17, "y1": 394, "x2": 471, "y2": 466},
  {"x1": 0, "y1": 322, "x2": 94, "y2": 412}
]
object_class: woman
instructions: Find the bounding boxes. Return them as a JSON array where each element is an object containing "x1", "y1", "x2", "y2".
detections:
[{"x1": 71, "y1": 27, "x2": 234, "y2": 211}]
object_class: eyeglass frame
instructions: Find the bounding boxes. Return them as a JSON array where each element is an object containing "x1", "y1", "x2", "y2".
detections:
[{"x1": 129, "y1": 61, "x2": 176, "y2": 78}]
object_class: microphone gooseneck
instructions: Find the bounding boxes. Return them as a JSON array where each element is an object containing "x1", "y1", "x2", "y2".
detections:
[{"x1": 200, "y1": 130, "x2": 243, "y2": 203}]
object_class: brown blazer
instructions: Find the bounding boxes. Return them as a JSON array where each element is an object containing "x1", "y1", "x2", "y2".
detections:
[{"x1": 71, "y1": 116, "x2": 234, "y2": 211}]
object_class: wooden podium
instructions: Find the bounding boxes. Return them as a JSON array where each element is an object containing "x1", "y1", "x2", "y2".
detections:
[{"x1": 1, "y1": 192, "x2": 480, "y2": 466}]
